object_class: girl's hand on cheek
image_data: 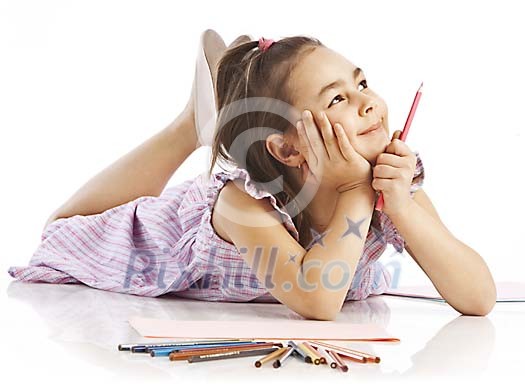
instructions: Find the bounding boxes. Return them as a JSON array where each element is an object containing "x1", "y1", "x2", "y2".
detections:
[
  {"x1": 297, "y1": 110, "x2": 373, "y2": 193},
  {"x1": 372, "y1": 130, "x2": 417, "y2": 217}
]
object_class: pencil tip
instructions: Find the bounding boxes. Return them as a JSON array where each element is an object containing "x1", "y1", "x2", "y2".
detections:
[{"x1": 419, "y1": 82, "x2": 424, "y2": 91}]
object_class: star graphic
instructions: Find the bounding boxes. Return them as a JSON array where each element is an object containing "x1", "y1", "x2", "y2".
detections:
[
  {"x1": 305, "y1": 227, "x2": 330, "y2": 250},
  {"x1": 286, "y1": 252, "x2": 299, "y2": 265},
  {"x1": 338, "y1": 216, "x2": 366, "y2": 241},
  {"x1": 371, "y1": 223, "x2": 386, "y2": 244},
  {"x1": 282, "y1": 281, "x2": 293, "y2": 291}
]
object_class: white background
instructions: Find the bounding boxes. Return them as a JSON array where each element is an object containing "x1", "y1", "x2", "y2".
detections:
[
  {"x1": 1, "y1": 0, "x2": 523, "y2": 386},
  {"x1": 2, "y1": 0, "x2": 523, "y2": 287}
]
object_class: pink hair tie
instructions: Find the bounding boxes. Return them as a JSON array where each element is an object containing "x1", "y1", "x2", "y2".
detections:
[{"x1": 258, "y1": 37, "x2": 275, "y2": 52}]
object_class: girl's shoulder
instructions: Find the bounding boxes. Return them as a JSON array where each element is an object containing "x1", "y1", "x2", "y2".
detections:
[{"x1": 210, "y1": 166, "x2": 300, "y2": 242}]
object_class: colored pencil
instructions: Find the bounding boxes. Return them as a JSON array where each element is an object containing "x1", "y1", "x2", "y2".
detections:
[
  {"x1": 187, "y1": 348, "x2": 277, "y2": 363},
  {"x1": 169, "y1": 343, "x2": 282, "y2": 361},
  {"x1": 376, "y1": 82, "x2": 423, "y2": 211},
  {"x1": 309, "y1": 340, "x2": 380, "y2": 363},
  {"x1": 254, "y1": 347, "x2": 289, "y2": 368},
  {"x1": 316, "y1": 347, "x2": 338, "y2": 368},
  {"x1": 150, "y1": 341, "x2": 267, "y2": 357},
  {"x1": 142, "y1": 340, "x2": 258, "y2": 354},
  {"x1": 303, "y1": 342, "x2": 326, "y2": 364},
  {"x1": 310, "y1": 340, "x2": 380, "y2": 361},
  {"x1": 311, "y1": 343, "x2": 366, "y2": 363},
  {"x1": 272, "y1": 346, "x2": 295, "y2": 368},
  {"x1": 287, "y1": 340, "x2": 311, "y2": 364},
  {"x1": 119, "y1": 339, "x2": 246, "y2": 352},
  {"x1": 174, "y1": 341, "x2": 281, "y2": 354},
  {"x1": 297, "y1": 342, "x2": 317, "y2": 364},
  {"x1": 327, "y1": 349, "x2": 349, "y2": 372}
]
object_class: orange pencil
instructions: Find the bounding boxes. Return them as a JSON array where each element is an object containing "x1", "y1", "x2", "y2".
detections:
[
  {"x1": 316, "y1": 347, "x2": 338, "y2": 368},
  {"x1": 327, "y1": 349, "x2": 349, "y2": 372},
  {"x1": 310, "y1": 340, "x2": 380, "y2": 363},
  {"x1": 310, "y1": 343, "x2": 366, "y2": 364}
]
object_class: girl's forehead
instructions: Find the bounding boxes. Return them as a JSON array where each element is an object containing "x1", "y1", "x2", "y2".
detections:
[{"x1": 290, "y1": 46, "x2": 357, "y2": 107}]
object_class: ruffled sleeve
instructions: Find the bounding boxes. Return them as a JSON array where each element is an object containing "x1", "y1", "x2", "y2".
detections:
[
  {"x1": 215, "y1": 167, "x2": 300, "y2": 242},
  {"x1": 409, "y1": 150, "x2": 425, "y2": 197}
]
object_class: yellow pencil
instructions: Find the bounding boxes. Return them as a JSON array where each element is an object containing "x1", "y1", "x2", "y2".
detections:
[
  {"x1": 304, "y1": 342, "x2": 326, "y2": 364},
  {"x1": 299, "y1": 342, "x2": 321, "y2": 365}
]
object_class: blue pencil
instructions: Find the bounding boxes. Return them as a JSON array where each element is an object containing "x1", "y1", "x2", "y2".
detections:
[{"x1": 128, "y1": 339, "x2": 249, "y2": 353}]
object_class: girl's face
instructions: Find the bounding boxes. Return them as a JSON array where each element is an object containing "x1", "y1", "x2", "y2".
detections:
[{"x1": 288, "y1": 46, "x2": 390, "y2": 165}]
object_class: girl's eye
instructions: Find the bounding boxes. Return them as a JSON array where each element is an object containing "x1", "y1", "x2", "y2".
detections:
[
  {"x1": 328, "y1": 94, "x2": 344, "y2": 108},
  {"x1": 328, "y1": 80, "x2": 368, "y2": 108}
]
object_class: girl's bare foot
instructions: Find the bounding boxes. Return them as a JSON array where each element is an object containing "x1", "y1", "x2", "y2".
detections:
[
  {"x1": 176, "y1": 33, "x2": 252, "y2": 150},
  {"x1": 228, "y1": 34, "x2": 252, "y2": 50}
]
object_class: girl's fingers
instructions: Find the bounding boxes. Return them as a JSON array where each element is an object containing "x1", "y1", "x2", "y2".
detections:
[
  {"x1": 334, "y1": 123, "x2": 358, "y2": 161},
  {"x1": 301, "y1": 110, "x2": 328, "y2": 163},
  {"x1": 296, "y1": 120, "x2": 316, "y2": 168},
  {"x1": 315, "y1": 111, "x2": 338, "y2": 160},
  {"x1": 297, "y1": 120, "x2": 322, "y2": 185}
]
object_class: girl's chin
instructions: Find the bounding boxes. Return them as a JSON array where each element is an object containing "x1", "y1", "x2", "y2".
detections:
[
  {"x1": 358, "y1": 127, "x2": 389, "y2": 141},
  {"x1": 359, "y1": 132, "x2": 389, "y2": 159}
]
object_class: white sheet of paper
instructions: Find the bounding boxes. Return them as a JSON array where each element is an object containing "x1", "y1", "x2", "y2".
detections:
[
  {"x1": 385, "y1": 281, "x2": 525, "y2": 302},
  {"x1": 128, "y1": 316, "x2": 400, "y2": 342}
]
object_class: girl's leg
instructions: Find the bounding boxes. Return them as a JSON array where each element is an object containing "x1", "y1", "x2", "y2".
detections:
[
  {"x1": 45, "y1": 101, "x2": 200, "y2": 228},
  {"x1": 44, "y1": 32, "x2": 250, "y2": 228}
]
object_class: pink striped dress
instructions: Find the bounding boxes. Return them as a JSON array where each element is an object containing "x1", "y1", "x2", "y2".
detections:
[{"x1": 8, "y1": 152, "x2": 425, "y2": 303}]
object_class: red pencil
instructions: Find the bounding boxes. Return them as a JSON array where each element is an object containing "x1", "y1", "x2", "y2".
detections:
[{"x1": 375, "y1": 82, "x2": 424, "y2": 212}]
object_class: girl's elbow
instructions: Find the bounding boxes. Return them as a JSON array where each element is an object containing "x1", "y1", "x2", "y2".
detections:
[
  {"x1": 464, "y1": 303, "x2": 494, "y2": 317},
  {"x1": 475, "y1": 281, "x2": 497, "y2": 316},
  {"x1": 458, "y1": 295, "x2": 496, "y2": 316},
  {"x1": 302, "y1": 309, "x2": 338, "y2": 321},
  {"x1": 312, "y1": 305, "x2": 339, "y2": 321},
  {"x1": 298, "y1": 298, "x2": 340, "y2": 321},
  {"x1": 477, "y1": 294, "x2": 497, "y2": 316}
]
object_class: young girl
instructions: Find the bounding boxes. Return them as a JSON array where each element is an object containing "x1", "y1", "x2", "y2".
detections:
[{"x1": 8, "y1": 31, "x2": 496, "y2": 320}]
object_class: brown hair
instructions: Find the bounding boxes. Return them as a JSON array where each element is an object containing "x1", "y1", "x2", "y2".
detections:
[{"x1": 208, "y1": 35, "x2": 324, "y2": 250}]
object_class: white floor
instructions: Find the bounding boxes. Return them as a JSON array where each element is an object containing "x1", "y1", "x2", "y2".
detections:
[{"x1": 3, "y1": 277, "x2": 523, "y2": 388}]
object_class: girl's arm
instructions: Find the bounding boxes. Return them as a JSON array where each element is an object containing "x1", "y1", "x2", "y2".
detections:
[
  {"x1": 45, "y1": 114, "x2": 197, "y2": 227},
  {"x1": 388, "y1": 199, "x2": 497, "y2": 316},
  {"x1": 299, "y1": 185, "x2": 376, "y2": 319},
  {"x1": 218, "y1": 180, "x2": 376, "y2": 321}
]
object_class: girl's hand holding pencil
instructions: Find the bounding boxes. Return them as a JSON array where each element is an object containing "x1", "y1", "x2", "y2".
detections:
[
  {"x1": 372, "y1": 129, "x2": 418, "y2": 218},
  {"x1": 374, "y1": 82, "x2": 423, "y2": 216}
]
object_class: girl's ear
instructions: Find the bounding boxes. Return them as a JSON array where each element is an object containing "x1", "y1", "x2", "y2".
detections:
[{"x1": 266, "y1": 133, "x2": 301, "y2": 167}]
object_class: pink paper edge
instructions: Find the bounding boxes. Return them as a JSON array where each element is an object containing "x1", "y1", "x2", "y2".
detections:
[{"x1": 128, "y1": 316, "x2": 401, "y2": 342}]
